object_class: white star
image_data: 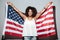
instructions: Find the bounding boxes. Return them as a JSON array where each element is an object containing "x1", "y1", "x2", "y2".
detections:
[
  {"x1": 9, "y1": 9, "x2": 11, "y2": 11},
  {"x1": 17, "y1": 18, "x2": 19, "y2": 19},
  {"x1": 11, "y1": 12, "x2": 13, "y2": 13},
  {"x1": 13, "y1": 11, "x2": 15, "y2": 13},
  {"x1": 9, "y1": 16, "x2": 11, "y2": 18},
  {"x1": 9, "y1": 13, "x2": 11, "y2": 14}
]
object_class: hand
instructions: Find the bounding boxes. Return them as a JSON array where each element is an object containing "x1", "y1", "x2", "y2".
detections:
[
  {"x1": 7, "y1": 2, "x2": 13, "y2": 6},
  {"x1": 45, "y1": 2, "x2": 53, "y2": 9}
]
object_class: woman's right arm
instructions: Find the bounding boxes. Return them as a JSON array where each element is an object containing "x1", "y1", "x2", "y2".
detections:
[{"x1": 7, "y1": 2, "x2": 26, "y2": 20}]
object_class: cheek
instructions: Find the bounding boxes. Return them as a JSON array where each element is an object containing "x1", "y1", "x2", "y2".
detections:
[{"x1": 28, "y1": 12, "x2": 32, "y2": 16}]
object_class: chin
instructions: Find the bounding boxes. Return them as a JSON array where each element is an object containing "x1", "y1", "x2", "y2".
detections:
[
  {"x1": 28, "y1": 15, "x2": 32, "y2": 17},
  {"x1": 29, "y1": 16, "x2": 32, "y2": 17}
]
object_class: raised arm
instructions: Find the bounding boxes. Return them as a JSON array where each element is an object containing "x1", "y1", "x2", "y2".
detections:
[
  {"x1": 34, "y1": 2, "x2": 53, "y2": 20},
  {"x1": 7, "y1": 2, "x2": 27, "y2": 20}
]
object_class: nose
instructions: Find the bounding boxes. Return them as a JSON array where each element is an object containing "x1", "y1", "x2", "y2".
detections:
[{"x1": 29, "y1": 9, "x2": 32, "y2": 13}]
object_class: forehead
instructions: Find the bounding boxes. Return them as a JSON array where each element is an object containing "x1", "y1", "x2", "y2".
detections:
[{"x1": 29, "y1": 9, "x2": 32, "y2": 11}]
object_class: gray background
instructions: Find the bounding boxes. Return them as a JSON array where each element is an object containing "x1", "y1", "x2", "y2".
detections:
[{"x1": 0, "y1": 0, "x2": 60, "y2": 40}]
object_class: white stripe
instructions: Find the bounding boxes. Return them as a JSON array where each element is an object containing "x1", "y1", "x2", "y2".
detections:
[
  {"x1": 42, "y1": 8, "x2": 53, "y2": 16},
  {"x1": 42, "y1": 19, "x2": 54, "y2": 24},
  {"x1": 36, "y1": 19, "x2": 54, "y2": 26},
  {"x1": 36, "y1": 17, "x2": 45, "y2": 22},
  {"x1": 6, "y1": 24, "x2": 23, "y2": 30},
  {"x1": 36, "y1": 14, "x2": 53, "y2": 22},
  {"x1": 7, "y1": 19, "x2": 24, "y2": 27},
  {"x1": 37, "y1": 24, "x2": 55, "y2": 30},
  {"x1": 46, "y1": 14, "x2": 53, "y2": 18},
  {"x1": 5, "y1": 29, "x2": 22, "y2": 34},
  {"x1": 37, "y1": 30, "x2": 55, "y2": 35}
]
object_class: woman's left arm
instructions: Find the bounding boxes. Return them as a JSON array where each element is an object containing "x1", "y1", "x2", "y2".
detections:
[{"x1": 34, "y1": 2, "x2": 53, "y2": 20}]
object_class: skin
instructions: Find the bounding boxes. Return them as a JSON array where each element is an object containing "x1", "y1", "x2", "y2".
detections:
[
  {"x1": 7, "y1": 2, "x2": 53, "y2": 21},
  {"x1": 28, "y1": 9, "x2": 33, "y2": 17},
  {"x1": 27, "y1": 9, "x2": 33, "y2": 20}
]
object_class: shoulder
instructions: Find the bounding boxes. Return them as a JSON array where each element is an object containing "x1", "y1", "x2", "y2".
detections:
[{"x1": 34, "y1": 17, "x2": 37, "y2": 21}]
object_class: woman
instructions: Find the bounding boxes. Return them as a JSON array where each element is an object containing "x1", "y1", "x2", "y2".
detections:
[{"x1": 7, "y1": 2, "x2": 52, "y2": 40}]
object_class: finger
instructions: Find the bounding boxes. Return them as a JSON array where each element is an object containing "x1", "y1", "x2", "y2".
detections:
[
  {"x1": 7, "y1": 2, "x2": 10, "y2": 4},
  {"x1": 7, "y1": 2, "x2": 9, "y2": 4}
]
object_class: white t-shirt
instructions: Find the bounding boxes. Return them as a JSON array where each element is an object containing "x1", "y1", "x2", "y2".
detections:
[{"x1": 23, "y1": 18, "x2": 37, "y2": 36}]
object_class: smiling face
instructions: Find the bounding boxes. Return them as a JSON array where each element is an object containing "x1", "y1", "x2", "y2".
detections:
[
  {"x1": 28, "y1": 9, "x2": 33, "y2": 17},
  {"x1": 25, "y1": 6, "x2": 37, "y2": 18}
]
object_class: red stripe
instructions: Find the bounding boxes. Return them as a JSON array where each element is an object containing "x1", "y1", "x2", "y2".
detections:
[
  {"x1": 37, "y1": 27, "x2": 55, "y2": 32},
  {"x1": 36, "y1": 21, "x2": 42, "y2": 24},
  {"x1": 7, "y1": 21, "x2": 23, "y2": 28},
  {"x1": 38, "y1": 32, "x2": 56, "y2": 38},
  {"x1": 6, "y1": 26, "x2": 23, "y2": 32},
  {"x1": 5, "y1": 32, "x2": 22, "y2": 38},
  {"x1": 46, "y1": 6, "x2": 54, "y2": 12},
  {"x1": 40, "y1": 22, "x2": 54, "y2": 27},
  {"x1": 49, "y1": 31, "x2": 56, "y2": 36},
  {"x1": 36, "y1": 26, "x2": 41, "y2": 28},
  {"x1": 36, "y1": 17, "x2": 54, "y2": 24},
  {"x1": 36, "y1": 22, "x2": 54, "y2": 28},
  {"x1": 38, "y1": 12, "x2": 53, "y2": 19}
]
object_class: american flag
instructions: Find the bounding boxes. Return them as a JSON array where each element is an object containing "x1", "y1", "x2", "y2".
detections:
[
  {"x1": 3, "y1": 3, "x2": 57, "y2": 38},
  {"x1": 3, "y1": 4, "x2": 24, "y2": 38},
  {"x1": 36, "y1": 3, "x2": 56, "y2": 38}
]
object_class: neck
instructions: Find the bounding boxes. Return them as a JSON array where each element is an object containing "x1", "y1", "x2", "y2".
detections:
[
  {"x1": 28, "y1": 16, "x2": 33, "y2": 18},
  {"x1": 27, "y1": 17, "x2": 33, "y2": 20}
]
